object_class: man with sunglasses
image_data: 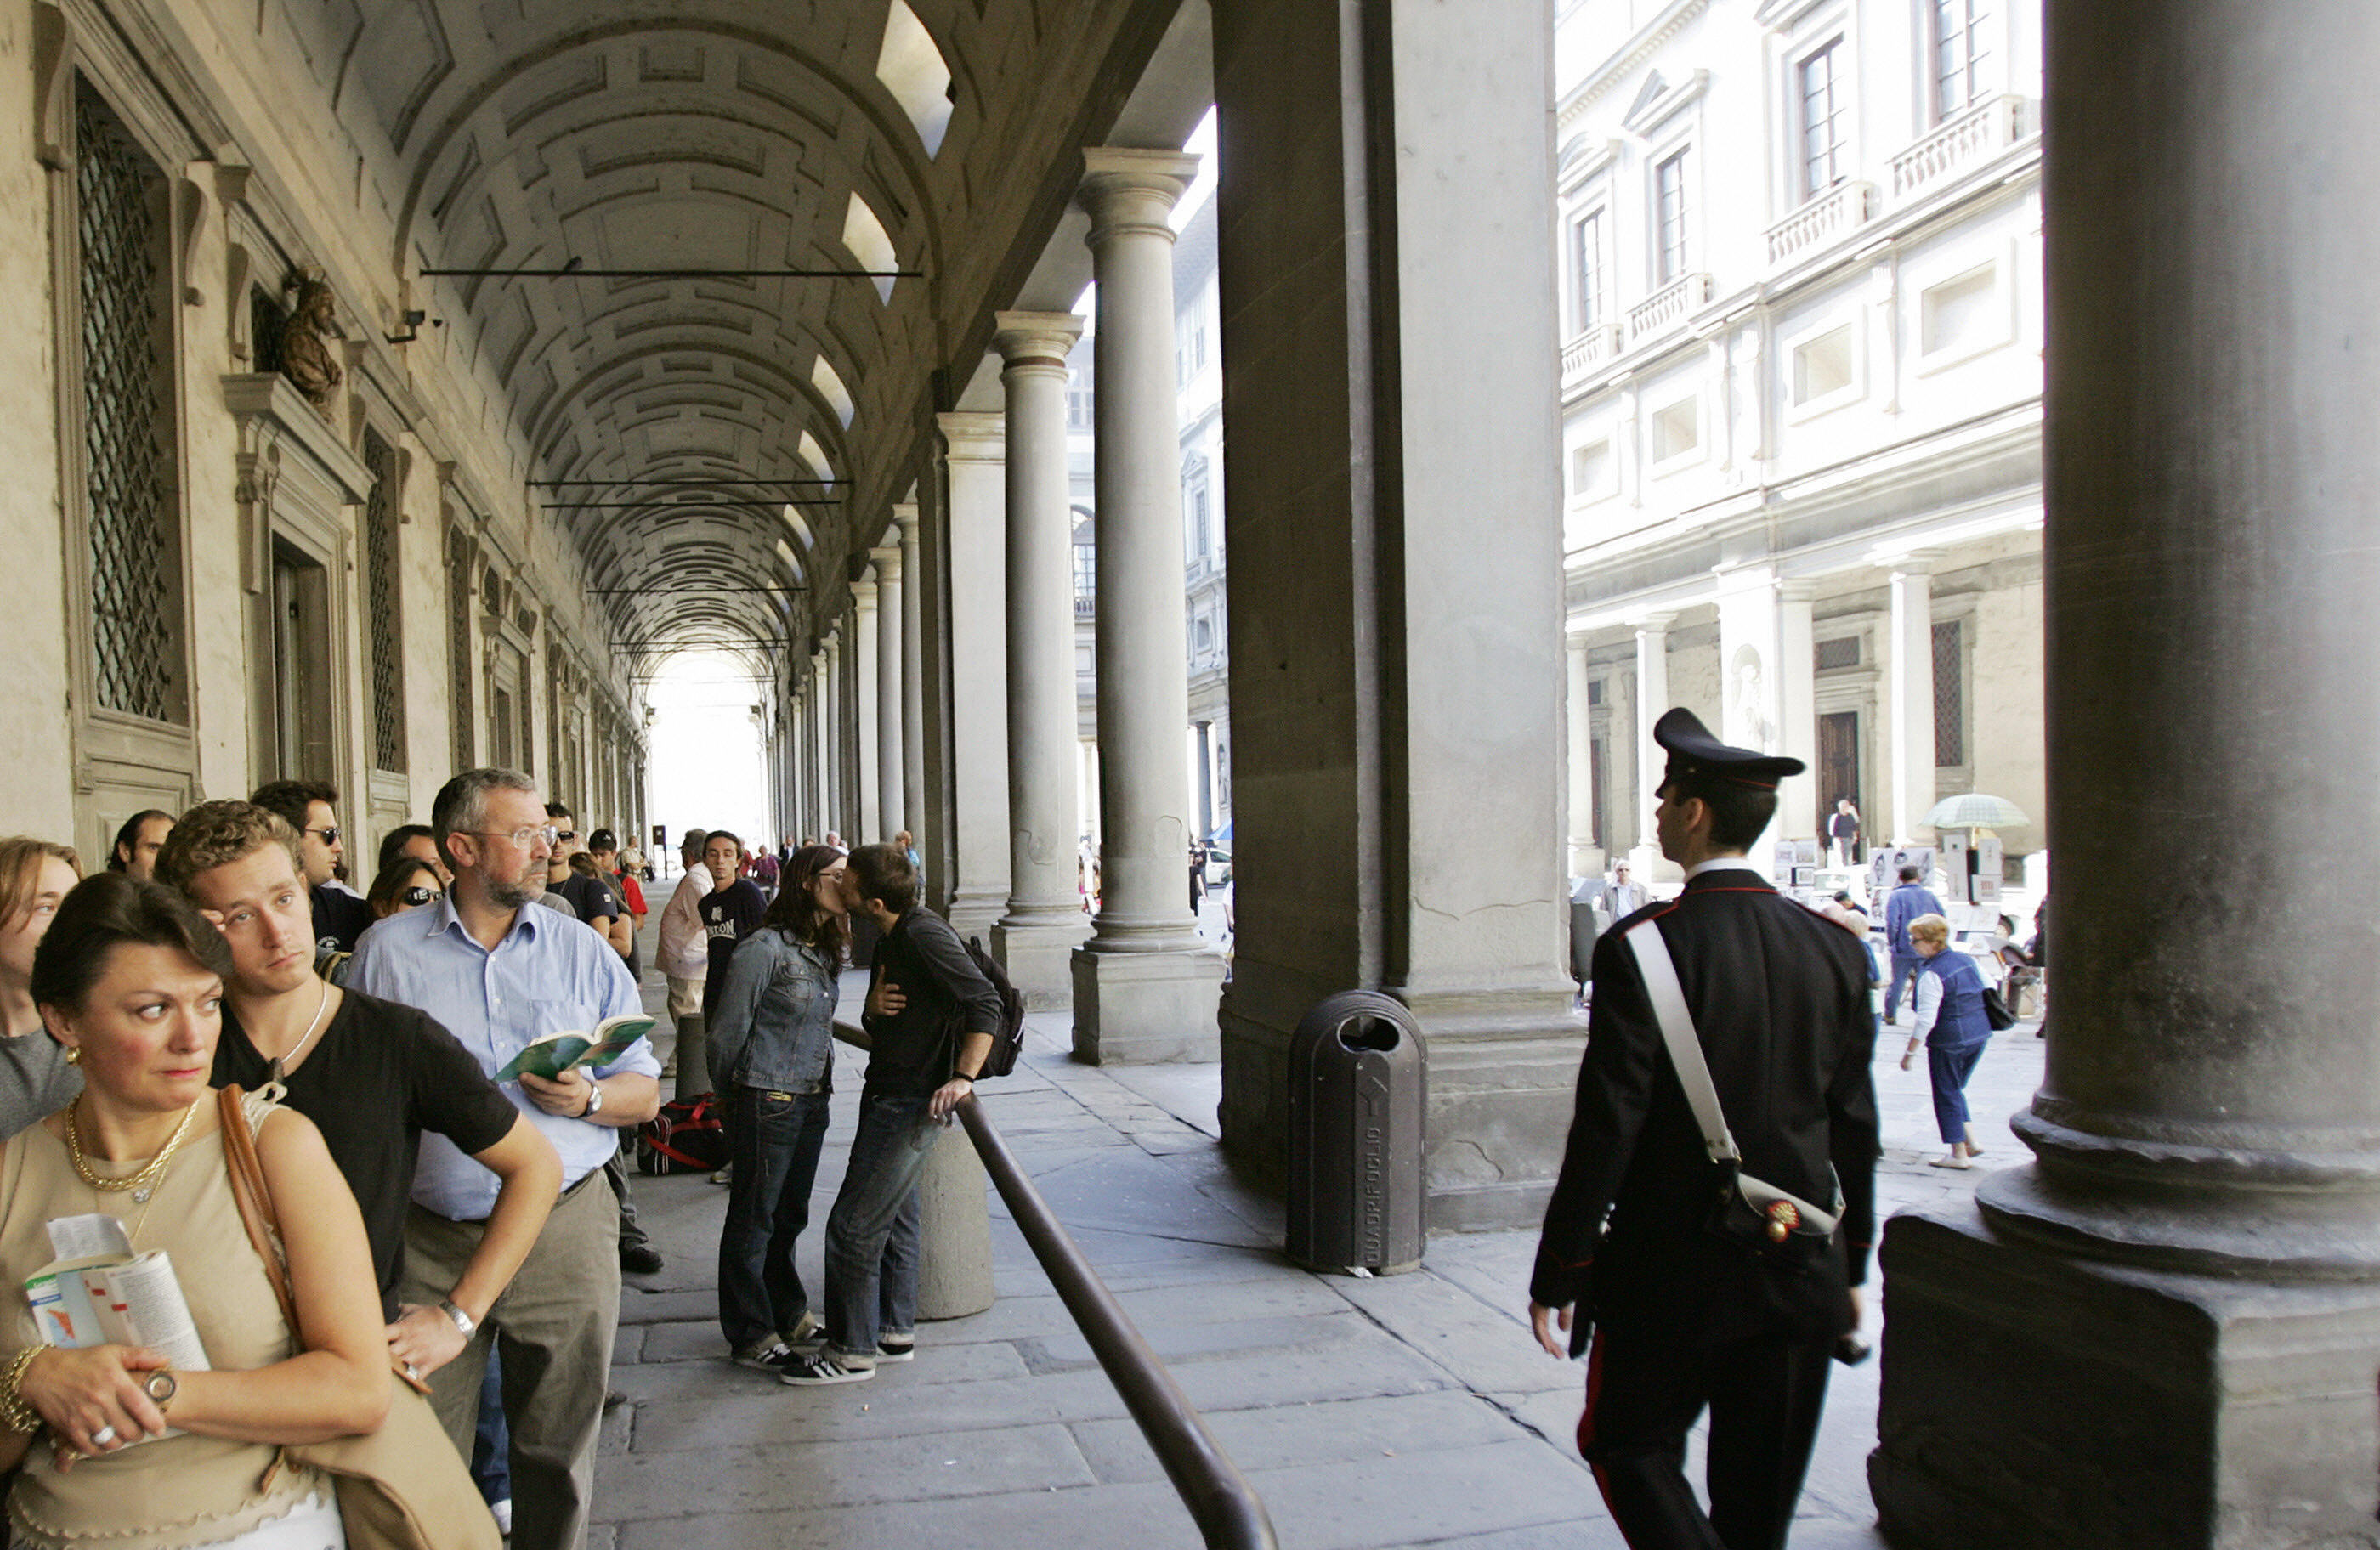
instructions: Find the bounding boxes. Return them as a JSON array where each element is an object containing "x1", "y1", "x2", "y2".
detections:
[
  {"x1": 250, "y1": 778, "x2": 376, "y2": 963},
  {"x1": 349, "y1": 767, "x2": 661, "y2": 1550},
  {"x1": 544, "y1": 801, "x2": 632, "y2": 962}
]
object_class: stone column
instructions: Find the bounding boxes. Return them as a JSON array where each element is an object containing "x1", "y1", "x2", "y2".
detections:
[
  {"x1": 896, "y1": 504, "x2": 926, "y2": 849},
  {"x1": 1870, "y1": 6, "x2": 2380, "y2": 1546},
  {"x1": 1775, "y1": 580, "x2": 1818, "y2": 844},
  {"x1": 1212, "y1": 0, "x2": 1575, "y2": 1226},
  {"x1": 871, "y1": 542, "x2": 905, "y2": 841},
  {"x1": 808, "y1": 648, "x2": 829, "y2": 840},
  {"x1": 1070, "y1": 150, "x2": 1226, "y2": 1065},
  {"x1": 824, "y1": 630, "x2": 847, "y2": 842},
  {"x1": 853, "y1": 571, "x2": 881, "y2": 844},
  {"x1": 1565, "y1": 631, "x2": 1595, "y2": 878},
  {"x1": 989, "y1": 314, "x2": 1092, "y2": 1004},
  {"x1": 1628, "y1": 613, "x2": 1674, "y2": 880},
  {"x1": 1886, "y1": 552, "x2": 1940, "y2": 843},
  {"x1": 939, "y1": 411, "x2": 1012, "y2": 941}
]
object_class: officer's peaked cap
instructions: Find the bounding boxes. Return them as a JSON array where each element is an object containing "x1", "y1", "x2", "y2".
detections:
[{"x1": 1653, "y1": 707, "x2": 1805, "y2": 792}]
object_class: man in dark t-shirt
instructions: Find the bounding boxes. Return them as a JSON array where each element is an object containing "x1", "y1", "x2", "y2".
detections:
[
  {"x1": 545, "y1": 803, "x2": 630, "y2": 962},
  {"x1": 161, "y1": 802, "x2": 564, "y2": 1374},
  {"x1": 696, "y1": 829, "x2": 768, "y2": 1025}
]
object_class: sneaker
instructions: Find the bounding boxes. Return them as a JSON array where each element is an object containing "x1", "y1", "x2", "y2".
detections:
[
  {"x1": 781, "y1": 1311, "x2": 823, "y2": 1348},
  {"x1": 620, "y1": 1244, "x2": 665, "y2": 1275},
  {"x1": 491, "y1": 1498, "x2": 513, "y2": 1537},
  {"x1": 711, "y1": 1164, "x2": 734, "y2": 1185},
  {"x1": 731, "y1": 1339, "x2": 793, "y2": 1373},
  {"x1": 779, "y1": 1350, "x2": 874, "y2": 1386},
  {"x1": 876, "y1": 1333, "x2": 915, "y2": 1363}
]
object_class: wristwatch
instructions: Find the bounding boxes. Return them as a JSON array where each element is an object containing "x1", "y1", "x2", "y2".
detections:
[
  {"x1": 436, "y1": 1299, "x2": 475, "y2": 1338},
  {"x1": 143, "y1": 1370, "x2": 177, "y2": 1411},
  {"x1": 581, "y1": 1080, "x2": 604, "y2": 1119}
]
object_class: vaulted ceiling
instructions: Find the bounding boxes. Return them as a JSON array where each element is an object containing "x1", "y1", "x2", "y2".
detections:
[{"x1": 292, "y1": 0, "x2": 1198, "y2": 667}]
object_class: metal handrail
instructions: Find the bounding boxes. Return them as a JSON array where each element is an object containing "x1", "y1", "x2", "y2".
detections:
[
  {"x1": 954, "y1": 1094, "x2": 1280, "y2": 1550},
  {"x1": 831, "y1": 1006, "x2": 1277, "y2": 1549}
]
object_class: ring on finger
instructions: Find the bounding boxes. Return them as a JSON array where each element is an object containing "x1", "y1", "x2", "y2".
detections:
[{"x1": 89, "y1": 1424, "x2": 116, "y2": 1447}]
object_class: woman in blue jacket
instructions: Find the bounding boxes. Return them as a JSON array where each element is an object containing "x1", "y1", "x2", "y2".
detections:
[
  {"x1": 1896, "y1": 912, "x2": 1994, "y2": 1168},
  {"x1": 708, "y1": 844, "x2": 850, "y2": 1368}
]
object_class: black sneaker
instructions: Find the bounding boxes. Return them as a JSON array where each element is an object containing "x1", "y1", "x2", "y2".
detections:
[
  {"x1": 779, "y1": 1350, "x2": 874, "y2": 1386},
  {"x1": 876, "y1": 1334, "x2": 915, "y2": 1363},
  {"x1": 620, "y1": 1244, "x2": 665, "y2": 1276},
  {"x1": 731, "y1": 1339, "x2": 793, "y2": 1373}
]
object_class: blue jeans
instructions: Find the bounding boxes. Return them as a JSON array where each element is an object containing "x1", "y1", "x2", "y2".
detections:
[
  {"x1": 470, "y1": 1346, "x2": 509, "y2": 1506},
  {"x1": 820, "y1": 1090, "x2": 934, "y2": 1363},
  {"x1": 1928, "y1": 1039, "x2": 1989, "y2": 1144},
  {"x1": 1885, "y1": 953, "x2": 1923, "y2": 1020},
  {"x1": 717, "y1": 1084, "x2": 834, "y2": 1349}
]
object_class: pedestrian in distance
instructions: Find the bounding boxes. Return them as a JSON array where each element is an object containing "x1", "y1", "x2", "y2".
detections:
[
  {"x1": 1882, "y1": 863, "x2": 1946, "y2": 1025},
  {"x1": 1899, "y1": 914, "x2": 1995, "y2": 1168},
  {"x1": 1529, "y1": 706, "x2": 1879, "y2": 1550}
]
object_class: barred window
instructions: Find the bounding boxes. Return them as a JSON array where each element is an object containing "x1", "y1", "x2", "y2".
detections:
[
  {"x1": 446, "y1": 537, "x2": 475, "y2": 772},
  {"x1": 76, "y1": 79, "x2": 183, "y2": 724},
  {"x1": 251, "y1": 287, "x2": 288, "y2": 374},
  {"x1": 1932, "y1": 619, "x2": 1965, "y2": 767},
  {"x1": 363, "y1": 429, "x2": 405, "y2": 772},
  {"x1": 1816, "y1": 636, "x2": 1861, "y2": 670}
]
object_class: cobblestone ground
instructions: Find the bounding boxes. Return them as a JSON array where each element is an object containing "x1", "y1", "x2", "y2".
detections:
[{"x1": 597, "y1": 953, "x2": 2047, "y2": 1548}]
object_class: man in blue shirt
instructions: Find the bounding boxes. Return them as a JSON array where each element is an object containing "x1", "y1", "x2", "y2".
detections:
[
  {"x1": 1883, "y1": 863, "x2": 1948, "y2": 1025},
  {"x1": 350, "y1": 768, "x2": 661, "y2": 1550}
]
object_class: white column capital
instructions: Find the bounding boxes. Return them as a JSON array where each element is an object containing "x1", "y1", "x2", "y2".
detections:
[
  {"x1": 892, "y1": 502, "x2": 920, "y2": 541},
  {"x1": 853, "y1": 574, "x2": 878, "y2": 607},
  {"x1": 1077, "y1": 149, "x2": 1200, "y2": 242},
  {"x1": 992, "y1": 311, "x2": 1085, "y2": 370},
  {"x1": 870, "y1": 543, "x2": 903, "y2": 583},
  {"x1": 1776, "y1": 578, "x2": 1818, "y2": 604},
  {"x1": 939, "y1": 410, "x2": 1006, "y2": 461},
  {"x1": 1632, "y1": 610, "x2": 1680, "y2": 637},
  {"x1": 1887, "y1": 547, "x2": 1949, "y2": 579}
]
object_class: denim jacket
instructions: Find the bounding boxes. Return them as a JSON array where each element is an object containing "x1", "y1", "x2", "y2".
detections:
[{"x1": 706, "y1": 926, "x2": 839, "y2": 1095}]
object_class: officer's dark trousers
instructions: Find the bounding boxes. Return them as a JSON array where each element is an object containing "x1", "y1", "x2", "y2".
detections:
[{"x1": 1578, "y1": 1323, "x2": 1833, "y2": 1550}]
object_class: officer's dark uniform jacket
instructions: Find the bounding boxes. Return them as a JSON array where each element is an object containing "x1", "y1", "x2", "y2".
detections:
[{"x1": 1530, "y1": 866, "x2": 1882, "y2": 1344}]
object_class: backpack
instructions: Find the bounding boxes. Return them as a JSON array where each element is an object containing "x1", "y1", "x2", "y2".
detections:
[
  {"x1": 958, "y1": 936, "x2": 1028, "y2": 1078},
  {"x1": 637, "y1": 1094, "x2": 728, "y2": 1174}
]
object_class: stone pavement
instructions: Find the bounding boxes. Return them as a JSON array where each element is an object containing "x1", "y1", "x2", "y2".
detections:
[{"x1": 598, "y1": 969, "x2": 2048, "y2": 1548}]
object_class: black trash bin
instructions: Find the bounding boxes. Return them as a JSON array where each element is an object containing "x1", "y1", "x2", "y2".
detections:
[{"x1": 1284, "y1": 990, "x2": 1426, "y2": 1275}]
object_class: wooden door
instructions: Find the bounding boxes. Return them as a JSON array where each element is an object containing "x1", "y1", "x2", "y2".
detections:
[{"x1": 1819, "y1": 710, "x2": 1862, "y2": 818}]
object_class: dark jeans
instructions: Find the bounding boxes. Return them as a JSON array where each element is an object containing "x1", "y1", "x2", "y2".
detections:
[
  {"x1": 1578, "y1": 1322, "x2": 1833, "y2": 1550},
  {"x1": 717, "y1": 1083, "x2": 834, "y2": 1349},
  {"x1": 820, "y1": 1089, "x2": 933, "y2": 1363},
  {"x1": 470, "y1": 1349, "x2": 509, "y2": 1506},
  {"x1": 1928, "y1": 1038, "x2": 1989, "y2": 1144},
  {"x1": 1884, "y1": 953, "x2": 1923, "y2": 1020}
]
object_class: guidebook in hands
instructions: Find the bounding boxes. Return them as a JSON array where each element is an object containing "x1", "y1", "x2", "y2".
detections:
[
  {"x1": 494, "y1": 1014, "x2": 656, "y2": 1083},
  {"x1": 25, "y1": 1214, "x2": 211, "y2": 1444}
]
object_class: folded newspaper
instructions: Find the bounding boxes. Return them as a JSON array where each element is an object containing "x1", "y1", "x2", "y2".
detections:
[
  {"x1": 25, "y1": 1214, "x2": 211, "y2": 1445},
  {"x1": 493, "y1": 1013, "x2": 655, "y2": 1083}
]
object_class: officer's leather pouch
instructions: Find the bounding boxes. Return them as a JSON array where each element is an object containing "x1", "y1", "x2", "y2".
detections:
[{"x1": 1707, "y1": 1161, "x2": 1838, "y2": 1270}]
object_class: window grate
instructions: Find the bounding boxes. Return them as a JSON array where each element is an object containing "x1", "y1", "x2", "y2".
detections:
[
  {"x1": 447, "y1": 537, "x2": 475, "y2": 772},
  {"x1": 251, "y1": 287, "x2": 287, "y2": 374},
  {"x1": 1932, "y1": 619, "x2": 1965, "y2": 766},
  {"x1": 1816, "y1": 636, "x2": 1861, "y2": 670},
  {"x1": 364, "y1": 428, "x2": 405, "y2": 772},
  {"x1": 76, "y1": 81, "x2": 179, "y2": 724}
]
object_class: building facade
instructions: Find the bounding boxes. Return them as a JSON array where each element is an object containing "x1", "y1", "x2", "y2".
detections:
[{"x1": 1557, "y1": 0, "x2": 2046, "y2": 882}]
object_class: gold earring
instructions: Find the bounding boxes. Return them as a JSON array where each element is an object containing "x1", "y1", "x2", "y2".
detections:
[{"x1": 63, "y1": 1047, "x2": 79, "y2": 1066}]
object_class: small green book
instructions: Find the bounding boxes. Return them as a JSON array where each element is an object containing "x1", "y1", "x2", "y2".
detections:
[{"x1": 495, "y1": 1014, "x2": 656, "y2": 1083}]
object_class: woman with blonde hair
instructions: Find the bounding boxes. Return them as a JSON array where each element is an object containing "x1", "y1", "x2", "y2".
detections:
[{"x1": 1897, "y1": 913, "x2": 1995, "y2": 1168}]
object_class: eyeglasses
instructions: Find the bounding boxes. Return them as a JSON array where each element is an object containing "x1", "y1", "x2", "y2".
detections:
[
  {"x1": 812, "y1": 869, "x2": 848, "y2": 886},
  {"x1": 554, "y1": 829, "x2": 576, "y2": 842},
  {"x1": 466, "y1": 826, "x2": 558, "y2": 850},
  {"x1": 400, "y1": 886, "x2": 440, "y2": 907},
  {"x1": 304, "y1": 825, "x2": 341, "y2": 846}
]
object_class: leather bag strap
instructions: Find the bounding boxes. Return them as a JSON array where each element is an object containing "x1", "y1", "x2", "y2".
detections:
[
  {"x1": 218, "y1": 1085, "x2": 301, "y2": 1332},
  {"x1": 1624, "y1": 926, "x2": 1741, "y2": 1167}
]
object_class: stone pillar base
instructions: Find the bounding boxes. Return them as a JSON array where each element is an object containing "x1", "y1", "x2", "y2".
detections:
[
  {"x1": 991, "y1": 915, "x2": 1090, "y2": 1010},
  {"x1": 1221, "y1": 973, "x2": 1582, "y2": 1230},
  {"x1": 945, "y1": 887, "x2": 1008, "y2": 946},
  {"x1": 915, "y1": 1122, "x2": 994, "y2": 1321},
  {"x1": 1872, "y1": 1197, "x2": 2380, "y2": 1550},
  {"x1": 1068, "y1": 946, "x2": 1227, "y2": 1065}
]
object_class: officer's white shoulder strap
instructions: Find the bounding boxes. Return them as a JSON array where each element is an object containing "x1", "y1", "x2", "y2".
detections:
[{"x1": 1624, "y1": 925, "x2": 1741, "y2": 1167}]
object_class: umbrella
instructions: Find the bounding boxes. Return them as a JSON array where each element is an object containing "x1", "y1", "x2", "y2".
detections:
[{"x1": 1923, "y1": 793, "x2": 2031, "y2": 829}]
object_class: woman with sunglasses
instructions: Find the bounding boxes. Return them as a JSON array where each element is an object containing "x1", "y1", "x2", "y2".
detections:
[
  {"x1": 705, "y1": 845, "x2": 850, "y2": 1372},
  {"x1": 365, "y1": 858, "x2": 446, "y2": 921}
]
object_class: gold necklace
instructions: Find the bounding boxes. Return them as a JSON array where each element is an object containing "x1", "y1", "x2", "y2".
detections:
[{"x1": 65, "y1": 1095, "x2": 202, "y2": 1206}]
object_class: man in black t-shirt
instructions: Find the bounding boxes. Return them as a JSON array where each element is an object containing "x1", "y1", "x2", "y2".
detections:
[
  {"x1": 696, "y1": 829, "x2": 768, "y2": 1025},
  {"x1": 161, "y1": 802, "x2": 564, "y2": 1374},
  {"x1": 250, "y1": 778, "x2": 376, "y2": 960},
  {"x1": 544, "y1": 802, "x2": 630, "y2": 962}
]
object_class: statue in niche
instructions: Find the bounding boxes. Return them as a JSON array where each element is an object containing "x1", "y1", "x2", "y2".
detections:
[
  {"x1": 279, "y1": 270, "x2": 343, "y2": 416},
  {"x1": 1728, "y1": 648, "x2": 1773, "y2": 750}
]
